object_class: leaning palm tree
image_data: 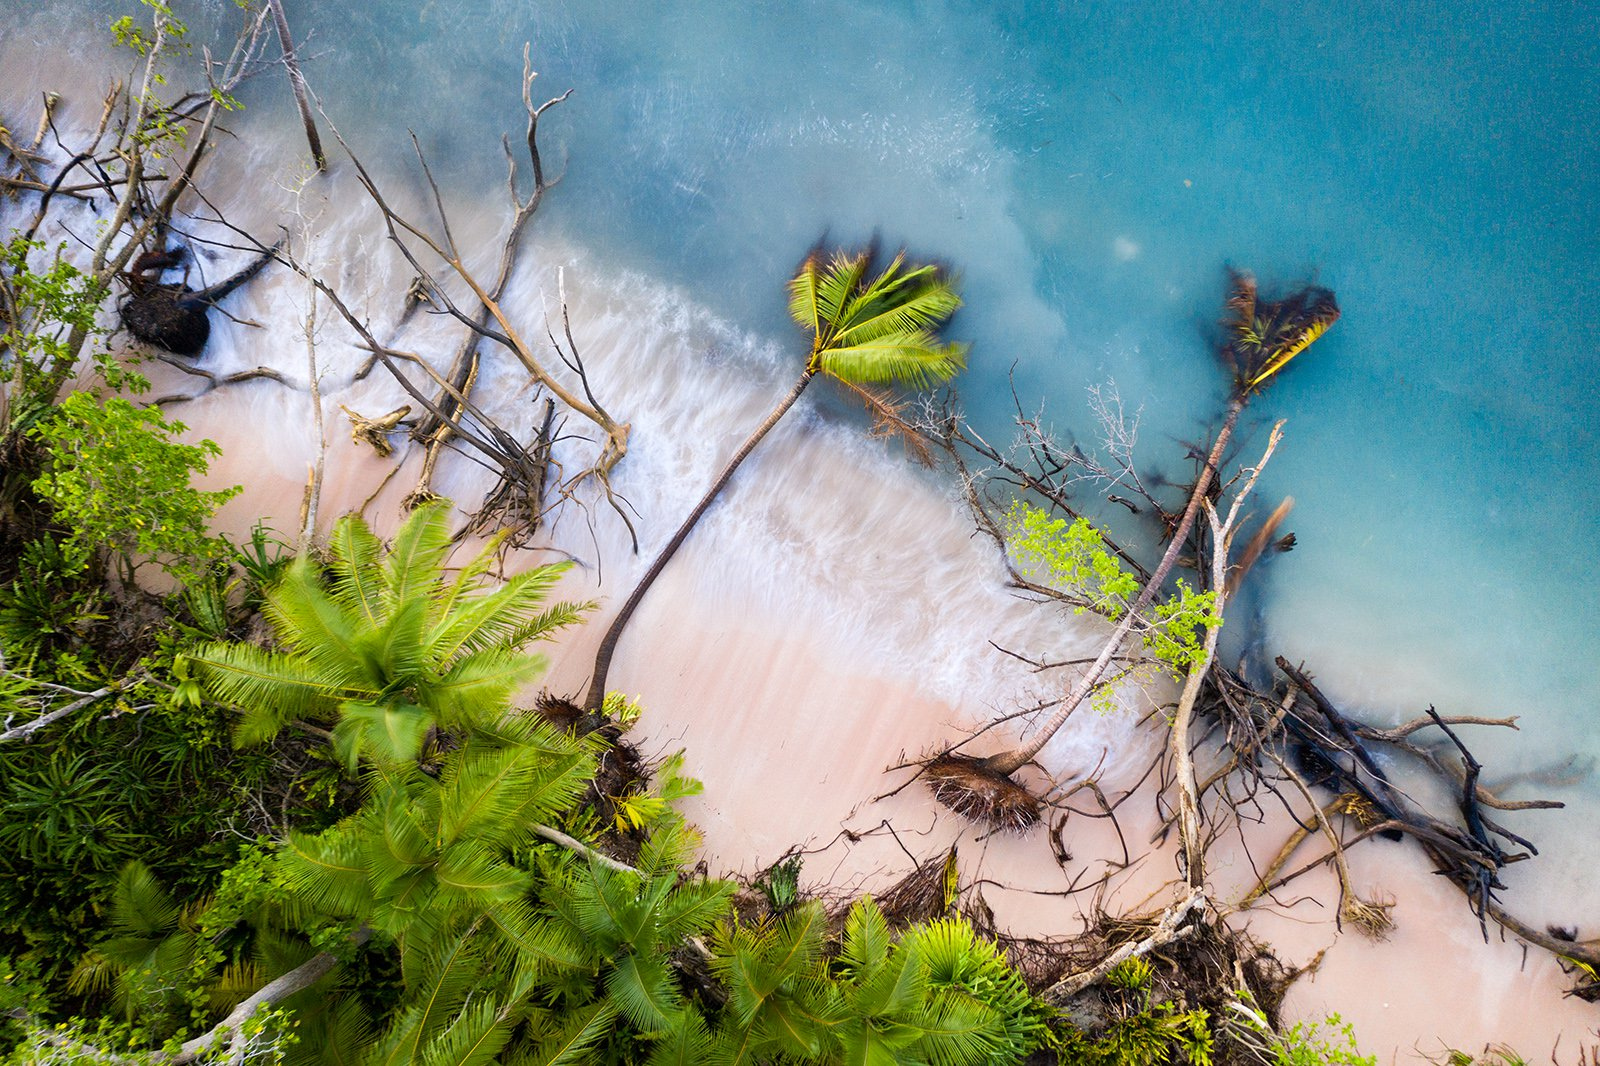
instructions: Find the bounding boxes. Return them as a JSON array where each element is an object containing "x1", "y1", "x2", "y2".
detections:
[
  {"x1": 927, "y1": 269, "x2": 1339, "y2": 830},
  {"x1": 194, "y1": 501, "x2": 590, "y2": 768},
  {"x1": 580, "y1": 246, "x2": 968, "y2": 722}
]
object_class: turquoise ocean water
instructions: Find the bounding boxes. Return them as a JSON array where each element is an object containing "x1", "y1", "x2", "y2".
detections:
[{"x1": 5, "y1": 1, "x2": 1597, "y2": 907}]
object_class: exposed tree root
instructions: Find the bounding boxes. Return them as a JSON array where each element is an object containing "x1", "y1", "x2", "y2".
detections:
[{"x1": 921, "y1": 752, "x2": 1042, "y2": 833}]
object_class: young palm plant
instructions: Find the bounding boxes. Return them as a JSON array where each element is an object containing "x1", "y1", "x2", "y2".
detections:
[
  {"x1": 274, "y1": 719, "x2": 599, "y2": 1065},
  {"x1": 67, "y1": 860, "x2": 201, "y2": 1035},
  {"x1": 533, "y1": 821, "x2": 736, "y2": 1059},
  {"x1": 580, "y1": 246, "x2": 967, "y2": 722},
  {"x1": 928, "y1": 269, "x2": 1338, "y2": 830},
  {"x1": 193, "y1": 501, "x2": 590, "y2": 768}
]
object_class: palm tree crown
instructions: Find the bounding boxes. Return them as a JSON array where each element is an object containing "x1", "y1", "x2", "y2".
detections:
[
  {"x1": 195, "y1": 501, "x2": 590, "y2": 768},
  {"x1": 789, "y1": 248, "x2": 968, "y2": 386}
]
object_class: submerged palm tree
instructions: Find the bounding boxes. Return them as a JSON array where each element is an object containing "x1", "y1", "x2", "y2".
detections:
[
  {"x1": 580, "y1": 246, "x2": 968, "y2": 721},
  {"x1": 930, "y1": 269, "x2": 1339, "y2": 828}
]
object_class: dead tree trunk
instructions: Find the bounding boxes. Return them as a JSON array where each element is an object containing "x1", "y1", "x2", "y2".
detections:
[{"x1": 265, "y1": 0, "x2": 326, "y2": 172}]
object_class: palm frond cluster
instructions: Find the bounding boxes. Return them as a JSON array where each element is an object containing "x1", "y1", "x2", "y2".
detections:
[
  {"x1": 788, "y1": 248, "x2": 968, "y2": 387},
  {"x1": 1222, "y1": 268, "x2": 1340, "y2": 395},
  {"x1": 194, "y1": 502, "x2": 589, "y2": 769}
]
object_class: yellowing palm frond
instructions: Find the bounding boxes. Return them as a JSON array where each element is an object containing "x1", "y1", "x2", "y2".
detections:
[{"x1": 1222, "y1": 273, "x2": 1340, "y2": 394}]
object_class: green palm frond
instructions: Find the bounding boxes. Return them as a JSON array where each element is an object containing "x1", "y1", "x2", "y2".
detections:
[
  {"x1": 435, "y1": 742, "x2": 587, "y2": 848},
  {"x1": 432, "y1": 844, "x2": 531, "y2": 905},
  {"x1": 840, "y1": 897, "x2": 893, "y2": 981},
  {"x1": 499, "y1": 597, "x2": 595, "y2": 649},
  {"x1": 419, "y1": 998, "x2": 514, "y2": 1066},
  {"x1": 792, "y1": 250, "x2": 870, "y2": 342},
  {"x1": 191, "y1": 641, "x2": 340, "y2": 745},
  {"x1": 912, "y1": 991, "x2": 1009, "y2": 1066},
  {"x1": 207, "y1": 958, "x2": 265, "y2": 1014},
  {"x1": 381, "y1": 502, "x2": 455, "y2": 611},
  {"x1": 369, "y1": 595, "x2": 431, "y2": 691},
  {"x1": 391, "y1": 928, "x2": 497, "y2": 1065},
  {"x1": 514, "y1": 1001, "x2": 619, "y2": 1066},
  {"x1": 107, "y1": 858, "x2": 180, "y2": 937},
  {"x1": 280, "y1": 827, "x2": 372, "y2": 920},
  {"x1": 644, "y1": 1011, "x2": 714, "y2": 1066},
  {"x1": 427, "y1": 650, "x2": 548, "y2": 725},
  {"x1": 605, "y1": 950, "x2": 683, "y2": 1031},
  {"x1": 262, "y1": 561, "x2": 370, "y2": 681},
  {"x1": 327, "y1": 513, "x2": 387, "y2": 627},
  {"x1": 833, "y1": 275, "x2": 963, "y2": 347},
  {"x1": 426, "y1": 563, "x2": 573, "y2": 662},
  {"x1": 633, "y1": 818, "x2": 703, "y2": 878},
  {"x1": 654, "y1": 879, "x2": 737, "y2": 943},
  {"x1": 816, "y1": 333, "x2": 968, "y2": 388},
  {"x1": 365, "y1": 1005, "x2": 430, "y2": 1066},
  {"x1": 712, "y1": 903, "x2": 837, "y2": 1054},
  {"x1": 562, "y1": 860, "x2": 638, "y2": 948},
  {"x1": 787, "y1": 253, "x2": 825, "y2": 339},
  {"x1": 796, "y1": 249, "x2": 966, "y2": 391},
  {"x1": 334, "y1": 701, "x2": 433, "y2": 769},
  {"x1": 483, "y1": 907, "x2": 590, "y2": 975}
]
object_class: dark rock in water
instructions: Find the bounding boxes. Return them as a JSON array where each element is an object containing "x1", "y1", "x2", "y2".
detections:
[{"x1": 120, "y1": 284, "x2": 211, "y2": 356}]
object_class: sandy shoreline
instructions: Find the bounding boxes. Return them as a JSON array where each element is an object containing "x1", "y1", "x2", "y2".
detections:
[
  {"x1": 171, "y1": 258, "x2": 1596, "y2": 1063},
  {"x1": 4, "y1": 31, "x2": 1595, "y2": 1054}
]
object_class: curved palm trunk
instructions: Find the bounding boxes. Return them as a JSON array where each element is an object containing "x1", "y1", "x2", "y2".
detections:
[
  {"x1": 580, "y1": 370, "x2": 817, "y2": 724},
  {"x1": 982, "y1": 397, "x2": 1245, "y2": 776}
]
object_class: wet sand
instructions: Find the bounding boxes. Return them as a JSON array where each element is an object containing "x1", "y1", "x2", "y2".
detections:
[{"x1": 4, "y1": 37, "x2": 1596, "y2": 1057}]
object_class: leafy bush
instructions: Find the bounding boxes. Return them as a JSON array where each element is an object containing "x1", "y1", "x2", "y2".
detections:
[
  {"x1": 1003, "y1": 501, "x2": 1223, "y2": 689},
  {"x1": 29, "y1": 394, "x2": 239, "y2": 588}
]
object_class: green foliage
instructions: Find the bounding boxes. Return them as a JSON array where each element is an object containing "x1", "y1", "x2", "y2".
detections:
[
  {"x1": 1144, "y1": 581, "x2": 1222, "y2": 675},
  {"x1": 29, "y1": 394, "x2": 238, "y2": 587},
  {"x1": 1104, "y1": 957, "x2": 1153, "y2": 992},
  {"x1": 539, "y1": 825, "x2": 735, "y2": 1040},
  {"x1": 1069, "y1": 1003, "x2": 1212, "y2": 1066},
  {"x1": 706, "y1": 896, "x2": 1050, "y2": 1066},
  {"x1": 0, "y1": 536, "x2": 107, "y2": 660},
  {"x1": 0, "y1": 698, "x2": 271, "y2": 990},
  {"x1": 193, "y1": 502, "x2": 592, "y2": 770},
  {"x1": 788, "y1": 247, "x2": 967, "y2": 387},
  {"x1": 1002, "y1": 503, "x2": 1222, "y2": 686},
  {"x1": 602, "y1": 690, "x2": 645, "y2": 731},
  {"x1": 1268, "y1": 1015, "x2": 1372, "y2": 1066},
  {"x1": 1003, "y1": 505, "x2": 1139, "y2": 619},
  {"x1": 67, "y1": 861, "x2": 200, "y2": 1034},
  {"x1": 756, "y1": 855, "x2": 802, "y2": 913},
  {"x1": 1226, "y1": 997, "x2": 1374, "y2": 1066},
  {"x1": 1, "y1": 239, "x2": 116, "y2": 440},
  {"x1": 610, "y1": 750, "x2": 702, "y2": 834}
]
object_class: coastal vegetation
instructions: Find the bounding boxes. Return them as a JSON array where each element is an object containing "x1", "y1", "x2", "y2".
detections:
[{"x1": 2, "y1": 2, "x2": 1596, "y2": 1064}]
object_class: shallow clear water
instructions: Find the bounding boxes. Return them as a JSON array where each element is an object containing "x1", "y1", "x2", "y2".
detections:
[
  {"x1": 6, "y1": 0, "x2": 1597, "y2": 899},
  {"x1": 253, "y1": 0, "x2": 1600, "y2": 766}
]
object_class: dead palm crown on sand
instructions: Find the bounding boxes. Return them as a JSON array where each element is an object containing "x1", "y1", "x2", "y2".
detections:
[
  {"x1": 579, "y1": 246, "x2": 969, "y2": 727},
  {"x1": 926, "y1": 268, "x2": 1340, "y2": 832}
]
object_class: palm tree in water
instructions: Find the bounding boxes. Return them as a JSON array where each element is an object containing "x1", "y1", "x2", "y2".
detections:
[
  {"x1": 580, "y1": 246, "x2": 967, "y2": 724},
  {"x1": 926, "y1": 268, "x2": 1339, "y2": 831}
]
